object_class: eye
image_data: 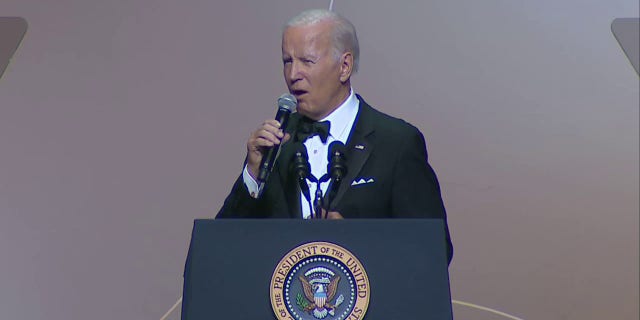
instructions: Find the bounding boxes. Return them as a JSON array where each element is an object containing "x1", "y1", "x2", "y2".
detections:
[{"x1": 282, "y1": 57, "x2": 292, "y2": 65}]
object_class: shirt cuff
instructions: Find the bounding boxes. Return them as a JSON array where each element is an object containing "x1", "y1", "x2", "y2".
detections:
[{"x1": 242, "y1": 165, "x2": 260, "y2": 198}]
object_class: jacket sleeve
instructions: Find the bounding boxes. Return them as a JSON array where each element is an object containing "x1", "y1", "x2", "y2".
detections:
[
  {"x1": 390, "y1": 126, "x2": 453, "y2": 263},
  {"x1": 216, "y1": 162, "x2": 291, "y2": 219}
]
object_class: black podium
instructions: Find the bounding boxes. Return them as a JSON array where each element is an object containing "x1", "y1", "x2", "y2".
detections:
[{"x1": 182, "y1": 219, "x2": 452, "y2": 319}]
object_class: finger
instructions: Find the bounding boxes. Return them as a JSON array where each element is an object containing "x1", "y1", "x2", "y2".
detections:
[
  {"x1": 247, "y1": 134, "x2": 270, "y2": 151},
  {"x1": 252, "y1": 136, "x2": 278, "y2": 149},
  {"x1": 257, "y1": 126, "x2": 285, "y2": 141},
  {"x1": 262, "y1": 120, "x2": 285, "y2": 138},
  {"x1": 326, "y1": 211, "x2": 344, "y2": 220},
  {"x1": 263, "y1": 119, "x2": 282, "y2": 128},
  {"x1": 253, "y1": 128, "x2": 283, "y2": 145}
]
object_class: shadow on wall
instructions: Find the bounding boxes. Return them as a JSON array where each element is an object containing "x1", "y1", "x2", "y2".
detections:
[
  {"x1": 612, "y1": 18, "x2": 640, "y2": 75},
  {"x1": 0, "y1": 17, "x2": 27, "y2": 79}
]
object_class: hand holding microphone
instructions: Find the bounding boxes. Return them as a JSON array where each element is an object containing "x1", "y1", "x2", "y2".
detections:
[{"x1": 246, "y1": 94, "x2": 297, "y2": 190}]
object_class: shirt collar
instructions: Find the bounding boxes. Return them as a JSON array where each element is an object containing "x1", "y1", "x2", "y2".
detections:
[{"x1": 319, "y1": 88, "x2": 359, "y2": 141}]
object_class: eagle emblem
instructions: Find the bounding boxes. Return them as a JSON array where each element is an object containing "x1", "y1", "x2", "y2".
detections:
[
  {"x1": 297, "y1": 267, "x2": 345, "y2": 319},
  {"x1": 270, "y1": 242, "x2": 370, "y2": 320}
]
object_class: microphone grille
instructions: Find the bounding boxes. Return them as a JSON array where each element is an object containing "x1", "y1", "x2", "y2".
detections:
[
  {"x1": 293, "y1": 142, "x2": 309, "y2": 159},
  {"x1": 277, "y1": 93, "x2": 297, "y2": 112},
  {"x1": 328, "y1": 141, "x2": 346, "y2": 157}
]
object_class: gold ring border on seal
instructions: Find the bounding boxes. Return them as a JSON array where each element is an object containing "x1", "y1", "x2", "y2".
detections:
[{"x1": 270, "y1": 241, "x2": 370, "y2": 320}]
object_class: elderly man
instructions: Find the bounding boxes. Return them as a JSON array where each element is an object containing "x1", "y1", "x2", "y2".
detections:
[{"x1": 217, "y1": 9, "x2": 452, "y2": 262}]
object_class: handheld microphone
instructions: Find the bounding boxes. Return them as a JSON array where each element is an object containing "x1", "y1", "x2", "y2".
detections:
[{"x1": 257, "y1": 94, "x2": 297, "y2": 192}]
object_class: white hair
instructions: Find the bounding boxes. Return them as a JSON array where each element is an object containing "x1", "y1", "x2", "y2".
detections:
[{"x1": 285, "y1": 9, "x2": 360, "y2": 73}]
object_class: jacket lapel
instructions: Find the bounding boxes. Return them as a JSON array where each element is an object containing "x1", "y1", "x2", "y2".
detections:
[{"x1": 328, "y1": 97, "x2": 375, "y2": 209}]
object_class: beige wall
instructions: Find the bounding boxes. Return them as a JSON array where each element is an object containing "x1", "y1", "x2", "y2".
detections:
[{"x1": 0, "y1": 0, "x2": 637, "y2": 319}]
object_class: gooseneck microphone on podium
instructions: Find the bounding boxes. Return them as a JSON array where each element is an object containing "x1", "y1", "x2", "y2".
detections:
[
  {"x1": 257, "y1": 94, "x2": 297, "y2": 196},
  {"x1": 325, "y1": 141, "x2": 347, "y2": 210},
  {"x1": 291, "y1": 142, "x2": 312, "y2": 204},
  {"x1": 327, "y1": 141, "x2": 347, "y2": 182}
]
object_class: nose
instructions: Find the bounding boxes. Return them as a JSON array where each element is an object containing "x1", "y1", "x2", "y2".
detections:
[{"x1": 287, "y1": 60, "x2": 302, "y2": 84}]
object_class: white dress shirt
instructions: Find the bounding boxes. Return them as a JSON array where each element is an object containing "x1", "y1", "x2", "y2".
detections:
[{"x1": 243, "y1": 89, "x2": 359, "y2": 219}]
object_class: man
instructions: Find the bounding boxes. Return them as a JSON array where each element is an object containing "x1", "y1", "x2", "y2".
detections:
[{"x1": 217, "y1": 9, "x2": 452, "y2": 262}]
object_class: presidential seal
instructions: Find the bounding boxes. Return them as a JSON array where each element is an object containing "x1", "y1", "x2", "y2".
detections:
[{"x1": 270, "y1": 242, "x2": 370, "y2": 320}]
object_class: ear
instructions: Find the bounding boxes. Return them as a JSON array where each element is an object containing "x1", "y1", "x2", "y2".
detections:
[{"x1": 338, "y1": 52, "x2": 354, "y2": 83}]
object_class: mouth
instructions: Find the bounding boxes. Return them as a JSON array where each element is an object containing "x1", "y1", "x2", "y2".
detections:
[{"x1": 291, "y1": 89, "x2": 308, "y2": 98}]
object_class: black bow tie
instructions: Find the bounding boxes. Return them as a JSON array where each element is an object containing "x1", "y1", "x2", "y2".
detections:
[{"x1": 296, "y1": 118, "x2": 331, "y2": 143}]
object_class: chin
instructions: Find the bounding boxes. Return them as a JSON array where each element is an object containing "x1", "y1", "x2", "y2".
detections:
[{"x1": 296, "y1": 104, "x2": 310, "y2": 116}]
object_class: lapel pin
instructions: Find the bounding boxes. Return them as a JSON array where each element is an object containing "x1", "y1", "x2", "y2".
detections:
[{"x1": 355, "y1": 144, "x2": 365, "y2": 150}]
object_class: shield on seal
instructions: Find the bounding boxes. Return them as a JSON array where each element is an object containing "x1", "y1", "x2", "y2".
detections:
[{"x1": 314, "y1": 287, "x2": 327, "y2": 309}]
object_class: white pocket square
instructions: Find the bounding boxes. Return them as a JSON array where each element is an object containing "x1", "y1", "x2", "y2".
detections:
[{"x1": 351, "y1": 178, "x2": 375, "y2": 186}]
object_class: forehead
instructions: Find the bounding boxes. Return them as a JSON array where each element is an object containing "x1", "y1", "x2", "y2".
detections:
[{"x1": 282, "y1": 22, "x2": 333, "y2": 53}]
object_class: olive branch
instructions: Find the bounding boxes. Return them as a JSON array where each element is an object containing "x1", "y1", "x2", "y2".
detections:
[{"x1": 296, "y1": 292, "x2": 310, "y2": 311}]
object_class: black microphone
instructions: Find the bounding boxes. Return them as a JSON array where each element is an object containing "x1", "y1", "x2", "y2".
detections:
[
  {"x1": 291, "y1": 142, "x2": 323, "y2": 218},
  {"x1": 325, "y1": 141, "x2": 347, "y2": 209},
  {"x1": 257, "y1": 94, "x2": 297, "y2": 193},
  {"x1": 290, "y1": 142, "x2": 312, "y2": 202},
  {"x1": 327, "y1": 141, "x2": 347, "y2": 182}
]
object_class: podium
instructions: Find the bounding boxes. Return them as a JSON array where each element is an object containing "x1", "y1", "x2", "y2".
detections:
[{"x1": 182, "y1": 219, "x2": 452, "y2": 319}]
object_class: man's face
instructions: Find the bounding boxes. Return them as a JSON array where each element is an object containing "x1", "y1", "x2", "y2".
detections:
[{"x1": 282, "y1": 22, "x2": 346, "y2": 120}]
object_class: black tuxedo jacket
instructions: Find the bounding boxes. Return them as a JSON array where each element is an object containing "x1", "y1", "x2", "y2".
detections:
[{"x1": 217, "y1": 95, "x2": 453, "y2": 262}]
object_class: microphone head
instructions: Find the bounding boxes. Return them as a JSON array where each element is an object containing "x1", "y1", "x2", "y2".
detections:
[
  {"x1": 277, "y1": 93, "x2": 297, "y2": 112},
  {"x1": 292, "y1": 142, "x2": 309, "y2": 160},
  {"x1": 290, "y1": 142, "x2": 310, "y2": 180},
  {"x1": 328, "y1": 141, "x2": 347, "y2": 160}
]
